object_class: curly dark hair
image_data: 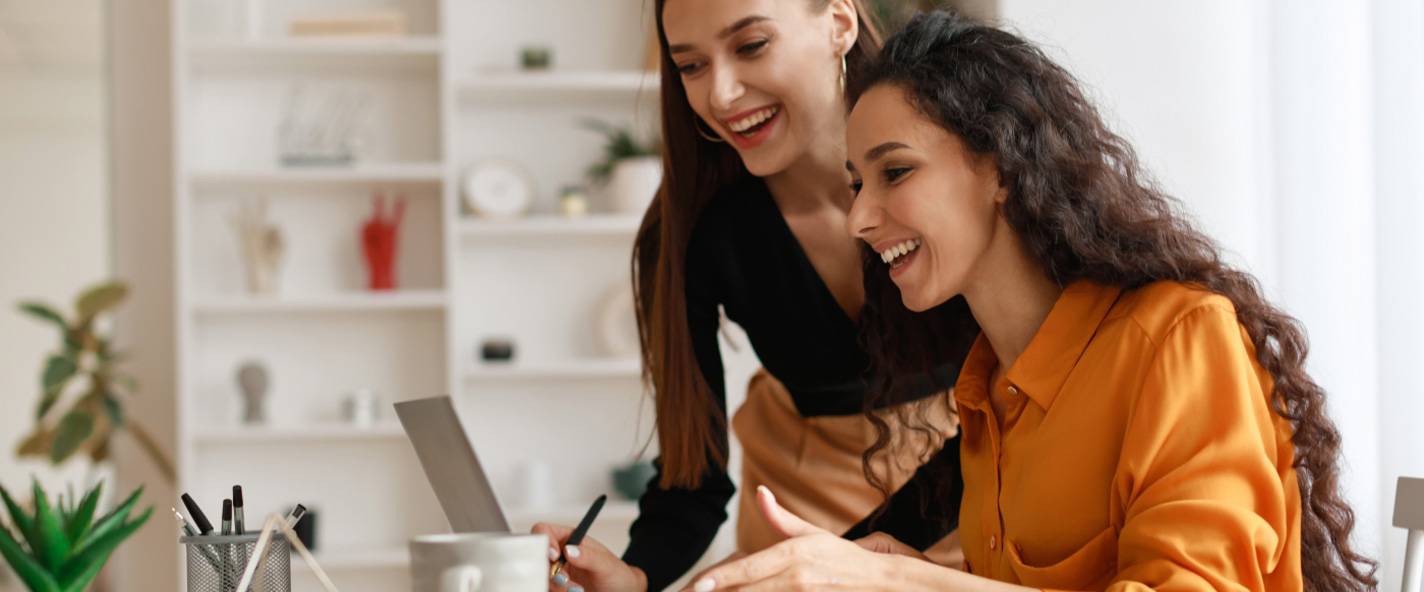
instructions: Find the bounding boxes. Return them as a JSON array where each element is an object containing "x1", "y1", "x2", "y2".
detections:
[{"x1": 851, "y1": 10, "x2": 1378, "y2": 592}]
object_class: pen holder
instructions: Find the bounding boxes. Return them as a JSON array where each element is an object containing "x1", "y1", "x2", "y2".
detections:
[{"x1": 182, "y1": 534, "x2": 291, "y2": 592}]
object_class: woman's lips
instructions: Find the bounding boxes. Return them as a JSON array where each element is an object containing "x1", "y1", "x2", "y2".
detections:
[
  {"x1": 728, "y1": 107, "x2": 782, "y2": 150},
  {"x1": 888, "y1": 245, "x2": 921, "y2": 280}
]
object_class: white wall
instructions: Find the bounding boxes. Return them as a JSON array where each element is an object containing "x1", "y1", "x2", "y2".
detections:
[
  {"x1": 0, "y1": 0, "x2": 112, "y2": 497},
  {"x1": 0, "y1": 0, "x2": 113, "y2": 588},
  {"x1": 997, "y1": 0, "x2": 1271, "y2": 278},
  {"x1": 1369, "y1": 0, "x2": 1424, "y2": 587}
]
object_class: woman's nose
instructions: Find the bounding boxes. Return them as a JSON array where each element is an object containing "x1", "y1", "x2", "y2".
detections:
[
  {"x1": 846, "y1": 190, "x2": 881, "y2": 239},
  {"x1": 708, "y1": 64, "x2": 745, "y2": 112}
]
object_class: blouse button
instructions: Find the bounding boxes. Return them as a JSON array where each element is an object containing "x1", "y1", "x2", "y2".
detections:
[
  {"x1": 989, "y1": 536, "x2": 998, "y2": 550},
  {"x1": 1006, "y1": 386, "x2": 1019, "y2": 397}
]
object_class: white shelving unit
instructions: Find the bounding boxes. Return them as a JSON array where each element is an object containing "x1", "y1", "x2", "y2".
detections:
[{"x1": 172, "y1": 1, "x2": 672, "y2": 591}]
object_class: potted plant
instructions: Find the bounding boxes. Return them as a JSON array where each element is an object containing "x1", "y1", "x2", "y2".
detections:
[
  {"x1": 0, "y1": 479, "x2": 151, "y2": 592},
  {"x1": 580, "y1": 118, "x2": 663, "y2": 215},
  {"x1": 14, "y1": 280, "x2": 175, "y2": 484}
]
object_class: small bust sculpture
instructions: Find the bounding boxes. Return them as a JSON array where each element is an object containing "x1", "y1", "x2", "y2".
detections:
[{"x1": 236, "y1": 361, "x2": 269, "y2": 425}]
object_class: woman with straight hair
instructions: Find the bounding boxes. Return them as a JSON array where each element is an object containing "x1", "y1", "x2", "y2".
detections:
[
  {"x1": 533, "y1": 2, "x2": 970, "y2": 591},
  {"x1": 686, "y1": 11, "x2": 1378, "y2": 592}
]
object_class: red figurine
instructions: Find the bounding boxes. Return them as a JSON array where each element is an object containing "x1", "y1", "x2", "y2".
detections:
[{"x1": 361, "y1": 194, "x2": 405, "y2": 291}]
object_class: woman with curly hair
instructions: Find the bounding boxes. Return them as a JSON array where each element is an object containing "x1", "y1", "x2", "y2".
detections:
[{"x1": 686, "y1": 10, "x2": 1378, "y2": 592}]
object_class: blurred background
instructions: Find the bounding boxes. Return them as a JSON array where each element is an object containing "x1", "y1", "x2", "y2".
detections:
[{"x1": 1, "y1": 0, "x2": 1421, "y2": 591}]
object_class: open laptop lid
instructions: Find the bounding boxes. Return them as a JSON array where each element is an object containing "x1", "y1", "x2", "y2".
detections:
[{"x1": 394, "y1": 396, "x2": 512, "y2": 533}]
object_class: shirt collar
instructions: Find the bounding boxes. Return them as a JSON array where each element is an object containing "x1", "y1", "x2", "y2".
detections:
[{"x1": 954, "y1": 281, "x2": 1123, "y2": 413}]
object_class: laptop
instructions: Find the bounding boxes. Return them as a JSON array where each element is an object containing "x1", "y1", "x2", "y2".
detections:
[{"x1": 394, "y1": 395, "x2": 513, "y2": 533}]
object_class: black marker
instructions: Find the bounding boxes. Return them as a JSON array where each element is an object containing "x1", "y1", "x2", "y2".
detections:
[
  {"x1": 181, "y1": 493, "x2": 214, "y2": 535},
  {"x1": 550, "y1": 495, "x2": 606, "y2": 579},
  {"x1": 221, "y1": 499, "x2": 233, "y2": 536},
  {"x1": 232, "y1": 486, "x2": 245, "y2": 535}
]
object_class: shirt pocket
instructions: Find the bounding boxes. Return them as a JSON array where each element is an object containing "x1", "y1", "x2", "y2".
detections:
[{"x1": 1005, "y1": 527, "x2": 1118, "y2": 591}]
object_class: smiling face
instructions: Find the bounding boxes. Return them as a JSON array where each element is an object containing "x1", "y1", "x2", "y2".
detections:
[
  {"x1": 662, "y1": 0, "x2": 855, "y2": 177},
  {"x1": 845, "y1": 84, "x2": 1007, "y2": 312}
]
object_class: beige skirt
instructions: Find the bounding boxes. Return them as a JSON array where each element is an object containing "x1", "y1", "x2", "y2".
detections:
[{"x1": 730, "y1": 369, "x2": 963, "y2": 565}]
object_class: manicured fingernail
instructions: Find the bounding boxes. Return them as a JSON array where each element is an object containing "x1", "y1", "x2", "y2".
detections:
[
  {"x1": 553, "y1": 573, "x2": 568, "y2": 586},
  {"x1": 549, "y1": 547, "x2": 559, "y2": 562},
  {"x1": 565, "y1": 545, "x2": 581, "y2": 559},
  {"x1": 570, "y1": 587, "x2": 584, "y2": 592},
  {"x1": 694, "y1": 578, "x2": 716, "y2": 592}
]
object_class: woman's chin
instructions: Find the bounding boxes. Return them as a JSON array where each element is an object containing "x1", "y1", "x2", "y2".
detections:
[{"x1": 899, "y1": 290, "x2": 936, "y2": 313}]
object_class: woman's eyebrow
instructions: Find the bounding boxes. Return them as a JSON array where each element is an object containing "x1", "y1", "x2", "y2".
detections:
[
  {"x1": 667, "y1": 16, "x2": 772, "y2": 54},
  {"x1": 863, "y1": 141, "x2": 912, "y2": 163}
]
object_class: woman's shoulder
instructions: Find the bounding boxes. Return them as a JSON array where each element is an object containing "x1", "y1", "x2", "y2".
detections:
[{"x1": 1113, "y1": 280, "x2": 1238, "y2": 346}]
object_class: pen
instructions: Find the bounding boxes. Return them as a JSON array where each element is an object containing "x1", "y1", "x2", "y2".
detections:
[
  {"x1": 551, "y1": 494, "x2": 607, "y2": 579},
  {"x1": 181, "y1": 493, "x2": 214, "y2": 535},
  {"x1": 221, "y1": 499, "x2": 233, "y2": 536},
  {"x1": 232, "y1": 486, "x2": 245, "y2": 535},
  {"x1": 285, "y1": 504, "x2": 307, "y2": 529},
  {"x1": 174, "y1": 508, "x2": 223, "y2": 572},
  {"x1": 173, "y1": 507, "x2": 199, "y2": 537}
]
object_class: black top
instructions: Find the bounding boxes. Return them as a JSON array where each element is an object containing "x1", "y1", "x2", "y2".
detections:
[{"x1": 622, "y1": 178, "x2": 963, "y2": 591}]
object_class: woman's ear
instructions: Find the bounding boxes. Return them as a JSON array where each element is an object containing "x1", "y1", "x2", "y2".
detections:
[{"x1": 828, "y1": 0, "x2": 859, "y2": 57}]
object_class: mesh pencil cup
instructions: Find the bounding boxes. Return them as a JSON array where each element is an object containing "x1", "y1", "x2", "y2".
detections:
[{"x1": 182, "y1": 533, "x2": 291, "y2": 592}]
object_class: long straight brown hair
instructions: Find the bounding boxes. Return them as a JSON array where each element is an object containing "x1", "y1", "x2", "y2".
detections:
[{"x1": 633, "y1": 0, "x2": 883, "y2": 489}]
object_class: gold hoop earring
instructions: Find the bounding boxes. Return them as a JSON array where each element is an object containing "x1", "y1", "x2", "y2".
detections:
[{"x1": 695, "y1": 118, "x2": 725, "y2": 143}]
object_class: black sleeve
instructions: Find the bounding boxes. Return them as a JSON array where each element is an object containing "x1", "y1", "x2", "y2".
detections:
[
  {"x1": 841, "y1": 432, "x2": 963, "y2": 550},
  {"x1": 622, "y1": 229, "x2": 736, "y2": 591},
  {"x1": 623, "y1": 462, "x2": 736, "y2": 591}
]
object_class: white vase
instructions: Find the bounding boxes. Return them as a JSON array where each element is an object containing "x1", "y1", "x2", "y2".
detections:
[{"x1": 606, "y1": 156, "x2": 663, "y2": 214}]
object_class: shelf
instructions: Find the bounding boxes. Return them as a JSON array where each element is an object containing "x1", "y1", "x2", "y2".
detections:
[
  {"x1": 465, "y1": 358, "x2": 642, "y2": 380},
  {"x1": 457, "y1": 70, "x2": 658, "y2": 101},
  {"x1": 458, "y1": 214, "x2": 643, "y2": 238},
  {"x1": 188, "y1": 163, "x2": 445, "y2": 186},
  {"x1": 191, "y1": 291, "x2": 448, "y2": 314},
  {"x1": 192, "y1": 424, "x2": 408, "y2": 444},
  {"x1": 188, "y1": 37, "x2": 442, "y2": 71}
]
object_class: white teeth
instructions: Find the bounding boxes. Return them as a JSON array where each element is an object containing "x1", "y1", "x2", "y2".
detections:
[
  {"x1": 727, "y1": 106, "x2": 778, "y2": 133},
  {"x1": 879, "y1": 238, "x2": 923, "y2": 267}
]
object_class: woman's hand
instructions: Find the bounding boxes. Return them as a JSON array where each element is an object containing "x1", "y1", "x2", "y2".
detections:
[
  {"x1": 531, "y1": 522, "x2": 648, "y2": 592},
  {"x1": 680, "y1": 487, "x2": 905, "y2": 591},
  {"x1": 853, "y1": 531, "x2": 931, "y2": 561}
]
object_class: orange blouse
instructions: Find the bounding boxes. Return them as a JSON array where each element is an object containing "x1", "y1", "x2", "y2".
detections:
[{"x1": 954, "y1": 281, "x2": 1302, "y2": 591}]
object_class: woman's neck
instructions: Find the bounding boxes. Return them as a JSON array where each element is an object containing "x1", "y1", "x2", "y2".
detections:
[
  {"x1": 763, "y1": 125, "x2": 851, "y2": 215},
  {"x1": 962, "y1": 217, "x2": 1063, "y2": 374}
]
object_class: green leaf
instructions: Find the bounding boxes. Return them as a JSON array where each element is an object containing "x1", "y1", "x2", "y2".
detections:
[
  {"x1": 73, "y1": 487, "x2": 141, "y2": 558},
  {"x1": 0, "y1": 484, "x2": 35, "y2": 550},
  {"x1": 101, "y1": 394, "x2": 123, "y2": 429},
  {"x1": 65, "y1": 484, "x2": 101, "y2": 545},
  {"x1": 49, "y1": 412, "x2": 95, "y2": 465},
  {"x1": 17, "y1": 303, "x2": 67, "y2": 331},
  {"x1": 30, "y1": 482, "x2": 71, "y2": 573},
  {"x1": 59, "y1": 555, "x2": 105, "y2": 592},
  {"x1": 57, "y1": 506, "x2": 149, "y2": 590},
  {"x1": 41, "y1": 355, "x2": 78, "y2": 395},
  {"x1": 74, "y1": 283, "x2": 126, "y2": 321},
  {"x1": 0, "y1": 525, "x2": 61, "y2": 592}
]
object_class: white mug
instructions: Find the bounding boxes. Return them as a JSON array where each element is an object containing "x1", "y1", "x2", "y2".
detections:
[{"x1": 410, "y1": 533, "x2": 548, "y2": 592}]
